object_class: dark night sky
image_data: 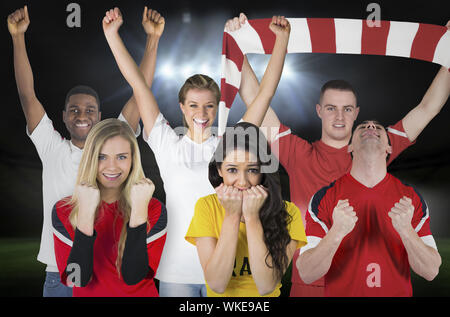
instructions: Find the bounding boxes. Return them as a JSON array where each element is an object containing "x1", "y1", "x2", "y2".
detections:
[{"x1": 1, "y1": 0, "x2": 449, "y2": 238}]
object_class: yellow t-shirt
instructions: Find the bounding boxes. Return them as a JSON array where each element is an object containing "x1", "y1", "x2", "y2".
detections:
[{"x1": 185, "y1": 194, "x2": 307, "y2": 297}]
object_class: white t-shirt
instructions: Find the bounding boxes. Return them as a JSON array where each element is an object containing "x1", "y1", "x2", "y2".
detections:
[
  {"x1": 27, "y1": 112, "x2": 140, "y2": 272},
  {"x1": 144, "y1": 113, "x2": 220, "y2": 284}
]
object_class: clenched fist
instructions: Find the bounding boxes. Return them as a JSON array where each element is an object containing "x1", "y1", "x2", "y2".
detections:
[
  {"x1": 331, "y1": 199, "x2": 358, "y2": 240},
  {"x1": 75, "y1": 182, "x2": 101, "y2": 236},
  {"x1": 142, "y1": 6, "x2": 165, "y2": 37},
  {"x1": 225, "y1": 13, "x2": 247, "y2": 32},
  {"x1": 7, "y1": 6, "x2": 30, "y2": 36},
  {"x1": 269, "y1": 15, "x2": 291, "y2": 38},
  {"x1": 76, "y1": 182, "x2": 101, "y2": 217},
  {"x1": 242, "y1": 185, "x2": 268, "y2": 222},
  {"x1": 102, "y1": 7, "x2": 123, "y2": 36},
  {"x1": 388, "y1": 196, "x2": 414, "y2": 236},
  {"x1": 216, "y1": 184, "x2": 243, "y2": 217},
  {"x1": 130, "y1": 178, "x2": 155, "y2": 207},
  {"x1": 129, "y1": 178, "x2": 155, "y2": 228}
]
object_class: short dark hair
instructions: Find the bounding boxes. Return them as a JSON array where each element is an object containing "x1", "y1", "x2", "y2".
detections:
[
  {"x1": 319, "y1": 79, "x2": 357, "y2": 104},
  {"x1": 64, "y1": 85, "x2": 100, "y2": 111},
  {"x1": 350, "y1": 119, "x2": 391, "y2": 161}
]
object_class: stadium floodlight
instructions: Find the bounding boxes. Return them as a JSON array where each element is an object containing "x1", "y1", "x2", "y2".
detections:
[
  {"x1": 200, "y1": 63, "x2": 210, "y2": 76},
  {"x1": 161, "y1": 63, "x2": 174, "y2": 78},
  {"x1": 182, "y1": 65, "x2": 194, "y2": 78},
  {"x1": 283, "y1": 60, "x2": 294, "y2": 78}
]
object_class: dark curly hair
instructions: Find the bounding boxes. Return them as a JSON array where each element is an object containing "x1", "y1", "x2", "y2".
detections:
[{"x1": 208, "y1": 122, "x2": 292, "y2": 282}]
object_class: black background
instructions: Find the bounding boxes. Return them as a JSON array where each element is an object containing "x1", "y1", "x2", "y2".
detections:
[{"x1": 1, "y1": 0, "x2": 449, "y2": 239}]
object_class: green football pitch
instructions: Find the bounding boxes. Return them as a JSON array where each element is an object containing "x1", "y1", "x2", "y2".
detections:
[{"x1": 0, "y1": 238, "x2": 449, "y2": 297}]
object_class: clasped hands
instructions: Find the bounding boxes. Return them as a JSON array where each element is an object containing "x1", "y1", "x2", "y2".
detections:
[{"x1": 215, "y1": 183, "x2": 268, "y2": 222}]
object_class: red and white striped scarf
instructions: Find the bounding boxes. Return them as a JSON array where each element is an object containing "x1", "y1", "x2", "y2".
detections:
[{"x1": 219, "y1": 18, "x2": 450, "y2": 135}]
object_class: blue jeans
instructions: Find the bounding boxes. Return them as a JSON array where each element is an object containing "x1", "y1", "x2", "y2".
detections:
[
  {"x1": 158, "y1": 281, "x2": 207, "y2": 297},
  {"x1": 43, "y1": 271, "x2": 73, "y2": 297}
]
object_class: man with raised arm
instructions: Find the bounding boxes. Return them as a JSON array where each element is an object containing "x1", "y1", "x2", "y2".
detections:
[
  {"x1": 297, "y1": 120, "x2": 441, "y2": 296},
  {"x1": 7, "y1": 5, "x2": 163, "y2": 296},
  {"x1": 227, "y1": 14, "x2": 450, "y2": 296}
]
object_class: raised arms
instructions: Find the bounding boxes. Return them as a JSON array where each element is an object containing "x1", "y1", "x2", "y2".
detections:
[
  {"x1": 226, "y1": 14, "x2": 282, "y2": 142},
  {"x1": 8, "y1": 6, "x2": 45, "y2": 133},
  {"x1": 120, "y1": 7, "x2": 165, "y2": 133},
  {"x1": 103, "y1": 7, "x2": 163, "y2": 137},
  {"x1": 401, "y1": 21, "x2": 450, "y2": 142},
  {"x1": 240, "y1": 16, "x2": 290, "y2": 129}
]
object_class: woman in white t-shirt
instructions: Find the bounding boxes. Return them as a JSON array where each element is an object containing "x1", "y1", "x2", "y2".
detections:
[{"x1": 102, "y1": 7, "x2": 291, "y2": 296}]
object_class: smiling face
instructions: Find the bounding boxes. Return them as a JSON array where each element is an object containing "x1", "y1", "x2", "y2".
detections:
[
  {"x1": 316, "y1": 89, "x2": 359, "y2": 147},
  {"x1": 179, "y1": 88, "x2": 218, "y2": 139},
  {"x1": 96, "y1": 135, "x2": 132, "y2": 197},
  {"x1": 349, "y1": 120, "x2": 392, "y2": 159},
  {"x1": 217, "y1": 149, "x2": 263, "y2": 190},
  {"x1": 63, "y1": 93, "x2": 101, "y2": 148}
]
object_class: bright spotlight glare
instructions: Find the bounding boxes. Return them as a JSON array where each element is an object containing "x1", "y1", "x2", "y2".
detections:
[
  {"x1": 200, "y1": 63, "x2": 210, "y2": 75},
  {"x1": 161, "y1": 63, "x2": 174, "y2": 78},
  {"x1": 283, "y1": 62, "x2": 294, "y2": 78},
  {"x1": 182, "y1": 65, "x2": 194, "y2": 77}
]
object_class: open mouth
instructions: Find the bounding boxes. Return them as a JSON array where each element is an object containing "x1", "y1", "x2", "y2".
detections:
[
  {"x1": 193, "y1": 118, "x2": 209, "y2": 128},
  {"x1": 102, "y1": 173, "x2": 122, "y2": 181},
  {"x1": 332, "y1": 123, "x2": 345, "y2": 128},
  {"x1": 75, "y1": 122, "x2": 90, "y2": 129}
]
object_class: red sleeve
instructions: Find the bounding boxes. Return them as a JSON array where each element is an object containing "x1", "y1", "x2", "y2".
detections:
[
  {"x1": 270, "y1": 123, "x2": 312, "y2": 172},
  {"x1": 146, "y1": 198, "x2": 168, "y2": 276},
  {"x1": 387, "y1": 120, "x2": 415, "y2": 165},
  {"x1": 52, "y1": 200, "x2": 75, "y2": 285}
]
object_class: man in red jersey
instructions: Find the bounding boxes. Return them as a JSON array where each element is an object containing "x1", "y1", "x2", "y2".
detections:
[
  {"x1": 296, "y1": 120, "x2": 441, "y2": 296},
  {"x1": 227, "y1": 14, "x2": 450, "y2": 296}
]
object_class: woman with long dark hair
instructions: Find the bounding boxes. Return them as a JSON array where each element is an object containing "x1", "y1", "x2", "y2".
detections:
[
  {"x1": 103, "y1": 7, "x2": 292, "y2": 296},
  {"x1": 185, "y1": 122, "x2": 306, "y2": 296}
]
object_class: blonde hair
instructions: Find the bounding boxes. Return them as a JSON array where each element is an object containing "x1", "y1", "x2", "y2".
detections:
[{"x1": 67, "y1": 118, "x2": 145, "y2": 276}]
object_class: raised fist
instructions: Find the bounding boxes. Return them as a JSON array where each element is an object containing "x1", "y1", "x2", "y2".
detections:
[
  {"x1": 75, "y1": 182, "x2": 101, "y2": 236},
  {"x1": 331, "y1": 199, "x2": 358, "y2": 240},
  {"x1": 130, "y1": 177, "x2": 155, "y2": 209},
  {"x1": 225, "y1": 13, "x2": 247, "y2": 32},
  {"x1": 102, "y1": 7, "x2": 123, "y2": 36},
  {"x1": 76, "y1": 182, "x2": 101, "y2": 216},
  {"x1": 388, "y1": 196, "x2": 414, "y2": 236},
  {"x1": 129, "y1": 178, "x2": 155, "y2": 227},
  {"x1": 142, "y1": 6, "x2": 165, "y2": 37},
  {"x1": 269, "y1": 15, "x2": 291, "y2": 37},
  {"x1": 7, "y1": 6, "x2": 30, "y2": 36}
]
